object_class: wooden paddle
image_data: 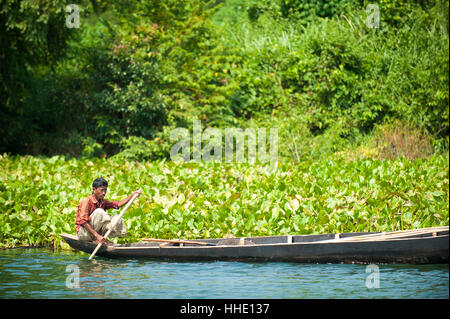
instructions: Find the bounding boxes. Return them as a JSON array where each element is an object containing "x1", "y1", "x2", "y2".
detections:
[{"x1": 89, "y1": 189, "x2": 142, "y2": 260}]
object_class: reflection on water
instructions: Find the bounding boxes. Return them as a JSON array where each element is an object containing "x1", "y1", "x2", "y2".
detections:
[{"x1": 0, "y1": 248, "x2": 448, "y2": 298}]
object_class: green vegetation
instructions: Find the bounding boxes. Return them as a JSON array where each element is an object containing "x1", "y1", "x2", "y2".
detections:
[
  {"x1": 0, "y1": 154, "x2": 448, "y2": 249},
  {"x1": 0, "y1": 0, "x2": 448, "y2": 248},
  {"x1": 1, "y1": 0, "x2": 448, "y2": 158}
]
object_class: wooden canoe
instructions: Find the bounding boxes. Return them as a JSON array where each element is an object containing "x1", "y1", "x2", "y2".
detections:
[{"x1": 60, "y1": 227, "x2": 449, "y2": 264}]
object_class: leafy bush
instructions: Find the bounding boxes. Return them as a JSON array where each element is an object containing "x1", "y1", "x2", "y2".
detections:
[
  {"x1": 112, "y1": 135, "x2": 170, "y2": 162},
  {"x1": 214, "y1": 0, "x2": 448, "y2": 157},
  {"x1": 280, "y1": 0, "x2": 358, "y2": 21},
  {"x1": 1, "y1": 0, "x2": 448, "y2": 161}
]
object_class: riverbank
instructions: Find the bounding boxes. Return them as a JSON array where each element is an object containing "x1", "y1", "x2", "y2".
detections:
[{"x1": 0, "y1": 154, "x2": 448, "y2": 249}]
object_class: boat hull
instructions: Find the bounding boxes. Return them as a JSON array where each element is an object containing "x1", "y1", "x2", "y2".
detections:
[{"x1": 60, "y1": 230, "x2": 449, "y2": 264}]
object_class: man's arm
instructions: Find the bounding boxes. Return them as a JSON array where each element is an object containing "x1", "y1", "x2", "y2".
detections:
[{"x1": 117, "y1": 189, "x2": 142, "y2": 208}]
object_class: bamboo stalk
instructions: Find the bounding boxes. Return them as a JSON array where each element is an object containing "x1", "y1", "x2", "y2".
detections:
[
  {"x1": 142, "y1": 238, "x2": 212, "y2": 246},
  {"x1": 344, "y1": 227, "x2": 447, "y2": 242},
  {"x1": 360, "y1": 227, "x2": 447, "y2": 239},
  {"x1": 338, "y1": 232, "x2": 439, "y2": 242},
  {"x1": 322, "y1": 226, "x2": 448, "y2": 243}
]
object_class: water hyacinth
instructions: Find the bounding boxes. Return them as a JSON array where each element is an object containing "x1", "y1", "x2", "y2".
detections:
[{"x1": 0, "y1": 154, "x2": 448, "y2": 249}]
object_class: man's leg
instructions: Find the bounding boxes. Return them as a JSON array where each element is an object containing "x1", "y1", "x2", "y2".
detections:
[
  {"x1": 76, "y1": 226, "x2": 93, "y2": 241},
  {"x1": 76, "y1": 208, "x2": 111, "y2": 241},
  {"x1": 76, "y1": 208, "x2": 126, "y2": 240},
  {"x1": 106, "y1": 214, "x2": 127, "y2": 238}
]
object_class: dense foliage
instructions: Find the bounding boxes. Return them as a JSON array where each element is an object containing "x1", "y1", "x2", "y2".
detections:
[
  {"x1": 0, "y1": 0, "x2": 448, "y2": 159},
  {"x1": 0, "y1": 154, "x2": 448, "y2": 248}
]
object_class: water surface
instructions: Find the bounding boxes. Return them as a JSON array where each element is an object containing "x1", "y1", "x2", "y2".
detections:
[{"x1": 0, "y1": 248, "x2": 447, "y2": 298}]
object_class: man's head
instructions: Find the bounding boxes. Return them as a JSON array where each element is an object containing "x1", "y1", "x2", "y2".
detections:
[{"x1": 92, "y1": 178, "x2": 108, "y2": 201}]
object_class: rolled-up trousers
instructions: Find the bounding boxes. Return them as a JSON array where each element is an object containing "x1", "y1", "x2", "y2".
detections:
[{"x1": 77, "y1": 208, "x2": 126, "y2": 241}]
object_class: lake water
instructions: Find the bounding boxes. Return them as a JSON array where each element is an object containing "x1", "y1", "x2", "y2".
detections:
[{"x1": 0, "y1": 248, "x2": 448, "y2": 299}]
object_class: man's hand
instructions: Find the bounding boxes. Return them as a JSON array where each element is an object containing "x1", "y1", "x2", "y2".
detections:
[
  {"x1": 132, "y1": 189, "x2": 142, "y2": 197},
  {"x1": 82, "y1": 222, "x2": 113, "y2": 246},
  {"x1": 94, "y1": 234, "x2": 114, "y2": 246},
  {"x1": 118, "y1": 189, "x2": 143, "y2": 208}
]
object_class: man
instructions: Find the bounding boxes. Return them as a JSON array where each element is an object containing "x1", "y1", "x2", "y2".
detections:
[{"x1": 75, "y1": 178, "x2": 142, "y2": 245}]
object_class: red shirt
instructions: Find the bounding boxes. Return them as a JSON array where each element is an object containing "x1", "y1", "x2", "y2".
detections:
[{"x1": 75, "y1": 194, "x2": 119, "y2": 232}]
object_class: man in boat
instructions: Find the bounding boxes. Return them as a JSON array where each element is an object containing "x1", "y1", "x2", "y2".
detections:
[{"x1": 75, "y1": 178, "x2": 142, "y2": 246}]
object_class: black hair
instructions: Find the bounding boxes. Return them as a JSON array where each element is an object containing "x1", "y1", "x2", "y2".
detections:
[{"x1": 92, "y1": 178, "x2": 108, "y2": 189}]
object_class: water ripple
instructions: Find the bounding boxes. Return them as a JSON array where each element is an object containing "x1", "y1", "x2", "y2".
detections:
[{"x1": 0, "y1": 248, "x2": 447, "y2": 298}]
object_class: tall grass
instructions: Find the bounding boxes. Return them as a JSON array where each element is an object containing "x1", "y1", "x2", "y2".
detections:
[{"x1": 210, "y1": 0, "x2": 449, "y2": 160}]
